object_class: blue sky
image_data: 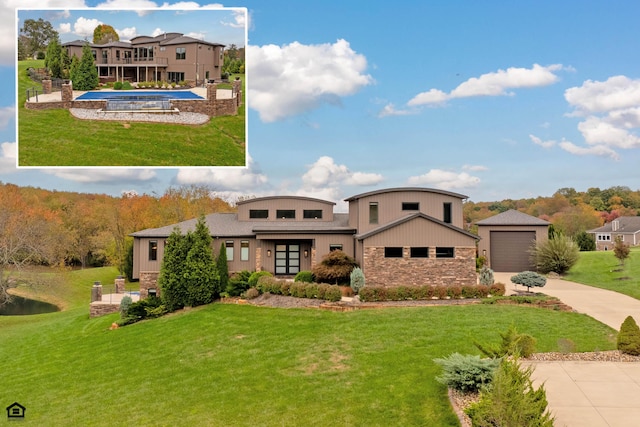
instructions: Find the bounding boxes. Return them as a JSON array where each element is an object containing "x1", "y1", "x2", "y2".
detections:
[{"x1": 2, "y1": 1, "x2": 639, "y2": 211}]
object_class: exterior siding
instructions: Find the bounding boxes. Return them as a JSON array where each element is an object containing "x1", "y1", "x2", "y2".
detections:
[
  {"x1": 349, "y1": 190, "x2": 464, "y2": 234},
  {"x1": 237, "y1": 197, "x2": 335, "y2": 222},
  {"x1": 361, "y1": 217, "x2": 476, "y2": 247},
  {"x1": 477, "y1": 224, "x2": 548, "y2": 265}
]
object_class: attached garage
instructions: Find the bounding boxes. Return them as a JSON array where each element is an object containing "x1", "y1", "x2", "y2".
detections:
[{"x1": 476, "y1": 210, "x2": 550, "y2": 273}]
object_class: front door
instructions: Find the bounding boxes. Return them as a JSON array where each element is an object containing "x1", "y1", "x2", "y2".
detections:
[{"x1": 275, "y1": 243, "x2": 300, "y2": 275}]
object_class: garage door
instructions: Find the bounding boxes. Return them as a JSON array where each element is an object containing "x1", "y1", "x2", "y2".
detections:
[{"x1": 490, "y1": 231, "x2": 536, "y2": 272}]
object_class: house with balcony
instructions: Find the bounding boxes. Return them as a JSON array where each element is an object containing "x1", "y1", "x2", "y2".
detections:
[
  {"x1": 62, "y1": 32, "x2": 225, "y2": 85},
  {"x1": 131, "y1": 188, "x2": 479, "y2": 296}
]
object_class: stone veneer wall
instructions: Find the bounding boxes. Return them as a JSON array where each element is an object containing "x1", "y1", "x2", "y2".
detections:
[
  {"x1": 363, "y1": 246, "x2": 477, "y2": 287},
  {"x1": 139, "y1": 271, "x2": 160, "y2": 299},
  {"x1": 90, "y1": 303, "x2": 120, "y2": 318}
]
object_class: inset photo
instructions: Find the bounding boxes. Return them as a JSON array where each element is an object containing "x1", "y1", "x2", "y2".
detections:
[{"x1": 17, "y1": 8, "x2": 247, "y2": 167}]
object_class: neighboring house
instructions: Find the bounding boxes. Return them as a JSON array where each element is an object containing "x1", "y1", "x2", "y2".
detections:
[
  {"x1": 62, "y1": 32, "x2": 225, "y2": 85},
  {"x1": 131, "y1": 187, "x2": 479, "y2": 296},
  {"x1": 588, "y1": 216, "x2": 640, "y2": 251},
  {"x1": 476, "y1": 210, "x2": 550, "y2": 272}
]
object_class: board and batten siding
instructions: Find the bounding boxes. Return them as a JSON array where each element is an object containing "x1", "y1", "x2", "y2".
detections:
[
  {"x1": 477, "y1": 224, "x2": 549, "y2": 268},
  {"x1": 349, "y1": 191, "x2": 464, "y2": 234},
  {"x1": 361, "y1": 217, "x2": 476, "y2": 247},
  {"x1": 213, "y1": 237, "x2": 258, "y2": 273},
  {"x1": 134, "y1": 237, "x2": 165, "y2": 280}
]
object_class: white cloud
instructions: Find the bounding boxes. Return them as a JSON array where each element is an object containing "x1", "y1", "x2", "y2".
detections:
[
  {"x1": 565, "y1": 76, "x2": 640, "y2": 115},
  {"x1": 408, "y1": 64, "x2": 565, "y2": 107},
  {"x1": 301, "y1": 156, "x2": 383, "y2": 189},
  {"x1": 529, "y1": 134, "x2": 556, "y2": 148},
  {"x1": 175, "y1": 156, "x2": 268, "y2": 191},
  {"x1": 73, "y1": 17, "x2": 104, "y2": 38},
  {"x1": 185, "y1": 32, "x2": 206, "y2": 40},
  {"x1": 58, "y1": 23, "x2": 72, "y2": 34},
  {"x1": 151, "y1": 27, "x2": 164, "y2": 37},
  {"x1": 577, "y1": 116, "x2": 640, "y2": 149},
  {"x1": 0, "y1": 142, "x2": 17, "y2": 174},
  {"x1": 43, "y1": 169, "x2": 157, "y2": 183},
  {"x1": 407, "y1": 169, "x2": 480, "y2": 190},
  {"x1": 462, "y1": 164, "x2": 488, "y2": 172},
  {"x1": 95, "y1": 0, "x2": 160, "y2": 15},
  {"x1": 118, "y1": 27, "x2": 138, "y2": 41},
  {"x1": 377, "y1": 103, "x2": 416, "y2": 118},
  {"x1": 248, "y1": 39, "x2": 374, "y2": 122},
  {"x1": 558, "y1": 141, "x2": 620, "y2": 160},
  {"x1": 0, "y1": 106, "x2": 15, "y2": 130},
  {"x1": 221, "y1": 9, "x2": 247, "y2": 29},
  {"x1": 160, "y1": 2, "x2": 224, "y2": 9}
]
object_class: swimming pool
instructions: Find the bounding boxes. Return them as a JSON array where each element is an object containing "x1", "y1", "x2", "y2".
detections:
[{"x1": 76, "y1": 90, "x2": 204, "y2": 100}]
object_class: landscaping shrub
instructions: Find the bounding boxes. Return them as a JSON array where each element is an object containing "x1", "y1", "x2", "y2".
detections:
[
  {"x1": 305, "y1": 283, "x2": 319, "y2": 299},
  {"x1": 489, "y1": 282, "x2": 506, "y2": 296},
  {"x1": 117, "y1": 296, "x2": 166, "y2": 326},
  {"x1": 256, "y1": 275, "x2": 282, "y2": 295},
  {"x1": 476, "y1": 255, "x2": 487, "y2": 270},
  {"x1": 323, "y1": 285, "x2": 342, "y2": 302},
  {"x1": 510, "y1": 271, "x2": 547, "y2": 292},
  {"x1": 357, "y1": 284, "x2": 498, "y2": 302},
  {"x1": 122, "y1": 81, "x2": 133, "y2": 90},
  {"x1": 530, "y1": 235, "x2": 579, "y2": 274},
  {"x1": 461, "y1": 284, "x2": 487, "y2": 299},
  {"x1": 478, "y1": 265, "x2": 494, "y2": 286},
  {"x1": 119, "y1": 295, "x2": 132, "y2": 318},
  {"x1": 113, "y1": 81, "x2": 123, "y2": 90},
  {"x1": 248, "y1": 271, "x2": 273, "y2": 287},
  {"x1": 447, "y1": 284, "x2": 462, "y2": 299},
  {"x1": 290, "y1": 282, "x2": 307, "y2": 298},
  {"x1": 614, "y1": 235, "x2": 631, "y2": 266},
  {"x1": 294, "y1": 271, "x2": 314, "y2": 283},
  {"x1": 617, "y1": 315, "x2": 640, "y2": 356},
  {"x1": 244, "y1": 288, "x2": 259, "y2": 300},
  {"x1": 465, "y1": 358, "x2": 554, "y2": 426},
  {"x1": 350, "y1": 267, "x2": 365, "y2": 294},
  {"x1": 226, "y1": 270, "x2": 251, "y2": 297},
  {"x1": 312, "y1": 250, "x2": 359, "y2": 284},
  {"x1": 434, "y1": 353, "x2": 501, "y2": 393},
  {"x1": 475, "y1": 325, "x2": 537, "y2": 358}
]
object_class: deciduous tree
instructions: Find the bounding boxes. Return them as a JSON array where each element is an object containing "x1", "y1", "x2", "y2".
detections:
[
  {"x1": 20, "y1": 18, "x2": 58, "y2": 58},
  {"x1": 93, "y1": 24, "x2": 120, "y2": 44},
  {"x1": 614, "y1": 235, "x2": 631, "y2": 266}
]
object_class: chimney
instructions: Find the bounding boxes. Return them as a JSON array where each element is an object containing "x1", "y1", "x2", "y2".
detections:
[{"x1": 612, "y1": 220, "x2": 619, "y2": 231}]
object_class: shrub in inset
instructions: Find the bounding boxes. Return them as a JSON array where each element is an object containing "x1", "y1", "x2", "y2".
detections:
[
  {"x1": 617, "y1": 315, "x2": 640, "y2": 356},
  {"x1": 323, "y1": 285, "x2": 342, "y2": 302},
  {"x1": 478, "y1": 265, "x2": 494, "y2": 286},
  {"x1": 113, "y1": 81, "x2": 123, "y2": 90},
  {"x1": 434, "y1": 353, "x2": 501, "y2": 393},
  {"x1": 248, "y1": 271, "x2": 273, "y2": 287},
  {"x1": 119, "y1": 295, "x2": 132, "y2": 318},
  {"x1": 529, "y1": 235, "x2": 579, "y2": 274},
  {"x1": 226, "y1": 270, "x2": 251, "y2": 296},
  {"x1": 294, "y1": 270, "x2": 314, "y2": 283},
  {"x1": 312, "y1": 250, "x2": 359, "y2": 284},
  {"x1": 489, "y1": 282, "x2": 506, "y2": 296},
  {"x1": 244, "y1": 287, "x2": 259, "y2": 299},
  {"x1": 349, "y1": 267, "x2": 365, "y2": 294},
  {"x1": 511, "y1": 271, "x2": 546, "y2": 292},
  {"x1": 475, "y1": 325, "x2": 537, "y2": 358},
  {"x1": 465, "y1": 358, "x2": 554, "y2": 426}
]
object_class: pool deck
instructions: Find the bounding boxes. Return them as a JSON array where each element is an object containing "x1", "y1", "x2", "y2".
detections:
[
  {"x1": 92, "y1": 293, "x2": 140, "y2": 306},
  {"x1": 26, "y1": 87, "x2": 232, "y2": 103}
]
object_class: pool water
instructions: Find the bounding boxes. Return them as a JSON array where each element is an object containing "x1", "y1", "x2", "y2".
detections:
[{"x1": 76, "y1": 90, "x2": 204, "y2": 100}]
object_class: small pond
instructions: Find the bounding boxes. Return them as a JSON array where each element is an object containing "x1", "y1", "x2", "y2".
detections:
[{"x1": 0, "y1": 296, "x2": 60, "y2": 316}]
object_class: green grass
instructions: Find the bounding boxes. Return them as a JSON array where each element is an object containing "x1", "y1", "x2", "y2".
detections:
[
  {"x1": 565, "y1": 247, "x2": 640, "y2": 299},
  {"x1": 0, "y1": 270, "x2": 616, "y2": 426},
  {"x1": 17, "y1": 60, "x2": 245, "y2": 166}
]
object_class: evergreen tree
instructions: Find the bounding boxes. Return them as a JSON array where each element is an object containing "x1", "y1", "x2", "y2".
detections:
[
  {"x1": 217, "y1": 241, "x2": 229, "y2": 294},
  {"x1": 44, "y1": 38, "x2": 63, "y2": 78},
  {"x1": 183, "y1": 217, "x2": 219, "y2": 307},
  {"x1": 159, "y1": 227, "x2": 190, "y2": 311},
  {"x1": 70, "y1": 43, "x2": 98, "y2": 90}
]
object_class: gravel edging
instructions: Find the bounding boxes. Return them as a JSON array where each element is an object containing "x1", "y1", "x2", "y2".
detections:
[{"x1": 69, "y1": 108, "x2": 210, "y2": 125}]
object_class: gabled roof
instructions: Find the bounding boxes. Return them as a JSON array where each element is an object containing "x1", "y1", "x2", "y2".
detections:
[
  {"x1": 130, "y1": 213, "x2": 353, "y2": 238},
  {"x1": 355, "y1": 212, "x2": 479, "y2": 241},
  {"x1": 588, "y1": 216, "x2": 640, "y2": 234},
  {"x1": 476, "y1": 209, "x2": 550, "y2": 226},
  {"x1": 345, "y1": 187, "x2": 468, "y2": 202},
  {"x1": 159, "y1": 36, "x2": 224, "y2": 48}
]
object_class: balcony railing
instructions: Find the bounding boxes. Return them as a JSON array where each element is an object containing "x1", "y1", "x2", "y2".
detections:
[{"x1": 99, "y1": 57, "x2": 169, "y2": 65}]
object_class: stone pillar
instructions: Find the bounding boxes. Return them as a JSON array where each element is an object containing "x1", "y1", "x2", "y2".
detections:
[
  {"x1": 115, "y1": 276, "x2": 125, "y2": 293},
  {"x1": 207, "y1": 82, "x2": 218, "y2": 100},
  {"x1": 61, "y1": 82, "x2": 73, "y2": 107},
  {"x1": 42, "y1": 79, "x2": 52, "y2": 95},
  {"x1": 255, "y1": 247, "x2": 262, "y2": 272},
  {"x1": 311, "y1": 247, "x2": 317, "y2": 269},
  {"x1": 233, "y1": 80, "x2": 242, "y2": 106},
  {"x1": 140, "y1": 272, "x2": 159, "y2": 299},
  {"x1": 91, "y1": 282, "x2": 102, "y2": 302}
]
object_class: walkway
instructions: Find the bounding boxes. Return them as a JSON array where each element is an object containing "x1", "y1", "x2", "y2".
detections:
[{"x1": 494, "y1": 273, "x2": 640, "y2": 427}]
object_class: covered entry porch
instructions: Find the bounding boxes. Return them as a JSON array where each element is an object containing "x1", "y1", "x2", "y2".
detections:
[{"x1": 256, "y1": 238, "x2": 315, "y2": 276}]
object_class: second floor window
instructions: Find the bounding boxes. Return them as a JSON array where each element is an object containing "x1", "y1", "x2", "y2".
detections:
[
  {"x1": 225, "y1": 240, "x2": 234, "y2": 261},
  {"x1": 276, "y1": 209, "x2": 295, "y2": 219},
  {"x1": 149, "y1": 240, "x2": 158, "y2": 261},
  {"x1": 249, "y1": 209, "x2": 268, "y2": 219},
  {"x1": 303, "y1": 209, "x2": 323, "y2": 219},
  {"x1": 176, "y1": 47, "x2": 186, "y2": 60},
  {"x1": 443, "y1": 202, "x2": 452, "y2": 224},
  {"x1": 369, "y1": 202, "x2": 378, "y2": 224},
  {"x1": 402, "y1": 202, "x2": 419, "y2": 211}
]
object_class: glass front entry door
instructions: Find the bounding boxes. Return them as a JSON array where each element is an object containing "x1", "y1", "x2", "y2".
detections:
[{"x1": 275, "y1": 244, "x2": 300, "y2": 275}]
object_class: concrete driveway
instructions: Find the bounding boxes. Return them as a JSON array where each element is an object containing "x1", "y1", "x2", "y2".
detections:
[{"x1": 493, "y1": 273, "x2": 640, "y2": 427}]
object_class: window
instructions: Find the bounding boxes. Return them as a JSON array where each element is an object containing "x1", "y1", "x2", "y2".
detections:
[
  {"x1": 149, "y1": 240, "x2": 158, "y2": 261},
  {"x1": 384, "y1": 247, "x2": 403, "y2": 258},
  {"x1": 303, "y1": 209, "x2": 323, "y2": 219},
  {"x1": 160, "y1": 47, "x2": 166, "y2": 52},
  {"x1": 249, "y1": 209, "x2": 268, "y2": 219},
  {"x1": 276, "y1": 209, "x2": 295, "y2": 219},
  {"x1": 168, "y1": 72, "x2": 185, "y2": 83},
  {"x1": 225, "y1": 240, "x2": 234, "y2": 261},
  {"x1": 241, "y1": 240, "x2": 249, "y2": 261},
  {"x1": 402, "y1": 202, "x2": 419, "y2": 211},
  {"x1": 369, "y1": 202, "x2": 378, "y2": 224},
  {"x1": 410, "y1": 247, "x2": 429, "y2": 258},
  {"x1": 116, "y1": 50, "x2": 120, "y2": 60},
  {"x1": 597, "y1": 234, "x2": 611, "y2": 241},
  {"x1": 436, "y1": 247, "x2": 454, "y2": 258},
  {"x1": 176, "y1": 47, "x2": 186, "y2": 60},
  {"x1": 91, "y1": 50, "x2": 97, "y2": 61},
  {"x1": 329, "y1": 244, "x2": 343, "y2": 252},
  {"x1": 443, "y1": 202, "x2": 452, "y2": 224}
]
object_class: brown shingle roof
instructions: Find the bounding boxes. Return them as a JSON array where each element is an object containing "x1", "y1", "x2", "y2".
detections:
[
  {"x1": 345, "y1": 187, "x2": 468, "y2": 202},
  {"x1": 588, "y1": 216, "x2": 640, "y2": 234}
]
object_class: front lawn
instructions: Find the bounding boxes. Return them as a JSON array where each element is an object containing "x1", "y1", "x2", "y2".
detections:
[
  {"x1": 17, "y1": 60, "x2": 245, "y2": 166},
  {"x1": 0, "y1": 300, "x2": 615, "y2": 426},
  {"x1": 565, "y1": 247, "x2": 640, "y2": 299}
]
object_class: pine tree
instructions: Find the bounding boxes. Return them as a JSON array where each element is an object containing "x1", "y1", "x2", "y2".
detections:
[
  {"x1": 217, "y1": 241, "x2": 229, "y2": 294},
  {"x1": 70, "y1": 43, "x2": 98, "y2": 90},
  {"x1": 159, "y1": 227, "x2": 189, "y2": 311},
  {"x1": 44, "y1": 38, "x2": 63, "y2": 78},
  {"x1": 183, "y1": 217, "x2": 219, "y2": 307}
]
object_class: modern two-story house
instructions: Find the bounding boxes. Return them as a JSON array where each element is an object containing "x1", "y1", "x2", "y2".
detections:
[
  {"x1": 62, "y1": 32, "x2": 225, "y2": 85},
  {"x1": 131, "y1": 187, "x2": 480, "y2": 295}
]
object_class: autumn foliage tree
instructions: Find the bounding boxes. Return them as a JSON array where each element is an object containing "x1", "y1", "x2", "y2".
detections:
[
  {"x1": 312, "y1": 250, "x2": 359, "y2": 285},
  {"x1": 93, "y1": 24, "x2": 119, "y2": 44},
  {"x1": 614, "y1": 235, "x2": 631, "y2": 266}
]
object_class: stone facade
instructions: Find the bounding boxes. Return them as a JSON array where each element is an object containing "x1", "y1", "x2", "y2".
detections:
[
  {"x1": 139, "y1": 271, "x2": 160, "y2": 298},
  {"x1": 90, "y1": 302, "x2": 120, "y2": 318},
  {"x1": 363, "y1": 246, "x2": 476, "y2": 287},
  {"x1": 42, "y1": 79, "x2": 52, "y2": 95},
  {"x1": 115, "y1": 277, "x2": 125, "y2": 293}
]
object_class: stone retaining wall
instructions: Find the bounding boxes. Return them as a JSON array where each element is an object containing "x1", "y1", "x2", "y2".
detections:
[
  {"x1": 90, "y1": 302, "x2": 120, "y2": 318},
  {"x1": 363, "y1": 246, "x2": 477, "y2": 287}
]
